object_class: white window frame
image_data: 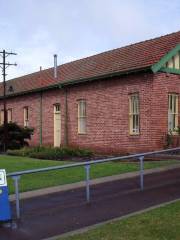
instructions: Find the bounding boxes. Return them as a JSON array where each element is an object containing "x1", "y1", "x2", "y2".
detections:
[
  {"x1": 129, "y1": 93, "x2": 140, "y2": 135},
  {"x1": 7, "y1": 109, "x2": 12, "y2": 123},
  {"x1": 54, "y1": 104, "x2": 60, "y2": 113},
  {"x1": 168, "y1": 93, "x2": 178, "y2": 133},
  {"x1": 24, "y1": 107, "x2": 29, "y2": 127},
  {"x1": 78, "y1": 100, "x2": 86, "y2": 134},
  {"x1": 0, "y1": 110, "x2": 4, "y2": 125}
]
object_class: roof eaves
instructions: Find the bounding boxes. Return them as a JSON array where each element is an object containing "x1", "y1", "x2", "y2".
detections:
[
  {"x1": 0, "y1": 66, "x2": 151, "y2": 99},
  {"x1": 0, "y1": 83, "x2": 60, "y2": 99},
  {"x1": 60, "y1": 66, "x2": 151, "y2": 87}
]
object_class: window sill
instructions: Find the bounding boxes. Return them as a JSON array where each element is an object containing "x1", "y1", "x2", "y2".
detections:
[
  {"x1": 129, "y1": 133, "x2": 140, "y2": 136},
  {"x1": 169, "y1": 132, "x2": 178, "y2": 136},
  {"x1": 78, "y1": 132, "x2": 87, "y2": 135}
]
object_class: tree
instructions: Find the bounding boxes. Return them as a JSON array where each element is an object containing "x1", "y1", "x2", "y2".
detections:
[{"x1": 0, "y1": 122, "x2": 34, "y2": 151}]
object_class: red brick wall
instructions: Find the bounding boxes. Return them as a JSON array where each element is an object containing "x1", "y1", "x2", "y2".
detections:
[
  {"x1": 1, "y1": 72, "x2": 180, "y2": 154},
  {"x1": 0, "y1": 89, "x2": 66, "y2": 147},
  {"x1": 0, "y1": 93, "x2": 41, "y2": 145},
  {"x1": 66, "y1": 73, "x2": 154, "y2": 153},
  {"x1": 150, "y1": 72, "x2": 180, "y2": 150}
]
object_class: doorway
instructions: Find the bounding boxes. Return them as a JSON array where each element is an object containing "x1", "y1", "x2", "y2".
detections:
[{"x1": 54, "y1": 104, "x2": 61, "y2": 147}]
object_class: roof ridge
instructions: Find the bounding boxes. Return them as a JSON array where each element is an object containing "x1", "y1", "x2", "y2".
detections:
[
  {"x1": 1, "y1": 29, "x2": 180, "y2": 97},
  {"x1": 57, "y1": 30, "x2": 180, "y2": 66},
  {"x1": 5, "y1": 30, "x2": 180, "y2": 83}
]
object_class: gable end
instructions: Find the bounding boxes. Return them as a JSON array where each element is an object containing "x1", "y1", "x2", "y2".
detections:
[{"x1": 151, "y1": 44, "x2": 180, "y2": 74}]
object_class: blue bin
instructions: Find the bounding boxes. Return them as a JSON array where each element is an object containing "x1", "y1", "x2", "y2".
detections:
[{"x1": 0, "y1": 170, "x2": 11, "y2": 222}]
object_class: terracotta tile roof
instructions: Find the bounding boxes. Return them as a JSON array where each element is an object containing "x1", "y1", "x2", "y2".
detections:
[{"x1": 1, "y1": 30, "x2": 180, "y2": 97}]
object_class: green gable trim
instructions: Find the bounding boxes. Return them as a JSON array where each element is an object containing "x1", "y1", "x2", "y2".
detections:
[
  {"x1": 151, "y1": 43, "x2": 180, "y2": 73},
  {"x1": 159, "y1": 67, "x2": 180, "y2": 75}
]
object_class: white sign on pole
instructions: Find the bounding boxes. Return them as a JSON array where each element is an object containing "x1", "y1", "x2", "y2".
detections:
[{"x1": 0, "y1": 169, "x2": 7, "y2": 187}]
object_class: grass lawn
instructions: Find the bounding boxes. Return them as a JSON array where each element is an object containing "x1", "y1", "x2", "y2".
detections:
[
  {"x1": 59, "y1": 200, "x2": 180, "y2": 240},
  {"x1": 0, "y1": 155, "x2": 179, "y2": 194}
]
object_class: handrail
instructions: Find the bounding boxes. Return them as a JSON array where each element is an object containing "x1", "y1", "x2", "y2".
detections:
[
  {"x1": 7, "y1": 147, "x2": 180, "y2": 178},
  {"x1": 6, "y1": 147, "x2": 180, "y2": 220}
]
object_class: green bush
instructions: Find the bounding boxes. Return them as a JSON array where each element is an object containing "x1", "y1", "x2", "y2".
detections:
[
  {"x1": 7, "y1": 146, "x2": 93, "y2": 160},
  {"x1": 0, "y1": 122, "x2": 34, "y2": 151}
]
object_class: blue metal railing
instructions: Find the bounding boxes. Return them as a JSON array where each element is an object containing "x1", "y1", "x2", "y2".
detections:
[{"x1": 6, "y1": 147, "x2": 180, "y2": 219}]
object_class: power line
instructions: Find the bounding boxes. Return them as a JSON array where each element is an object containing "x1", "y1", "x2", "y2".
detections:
[{"x1": 0, "y1": 50, "x2": 17, "y2": 152}]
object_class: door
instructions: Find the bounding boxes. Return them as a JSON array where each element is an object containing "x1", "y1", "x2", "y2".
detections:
[{"x1": 54, "y1": 104, "x2": 61, "y2": 147}]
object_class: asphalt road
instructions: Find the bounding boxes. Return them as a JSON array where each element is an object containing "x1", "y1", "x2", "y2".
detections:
[{"x1": 1, "y1": 167, "x2": 180, "y2": 240}]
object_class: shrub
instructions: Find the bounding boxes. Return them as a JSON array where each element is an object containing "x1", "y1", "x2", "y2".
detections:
[
  {"x1": 7, "y1": 146, "x2": 93, "y2": 160},
  {"x1": 176, "y1": 126, "x2": 180, "y2": 135},
  {"x1": 0, "y1": 122, "x2": 34, "y2": 151}
]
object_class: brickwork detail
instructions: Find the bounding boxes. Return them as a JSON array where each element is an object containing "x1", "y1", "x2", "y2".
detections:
[{"x1": 1, "y1": 72, "x2": 180, "y2": 153}]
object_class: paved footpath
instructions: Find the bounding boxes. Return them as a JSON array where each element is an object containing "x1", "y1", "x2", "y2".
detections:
[{"x1": 1, "y1": 167, "x2": 180, "y2": 240}]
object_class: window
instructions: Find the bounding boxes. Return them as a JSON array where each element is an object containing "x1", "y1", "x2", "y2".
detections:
[
  {"x1": 54, "y1": 104, "x2": 60, "y2": 113},
  {"x1": 166, "y1": 52, "x2": 180, "y2": 70},
  {"x1": 24, "y1": 107, "x2": 29, "y2": 127},
  {"x1": 0, "y1": 110, "x2": 4, "y2": 125},
  {"x1": 7, "y1": 109, "x2": 12, "y2": 123},
  {"x1": 168, "y1": 94, "x2": 178, "y2": 133},
  {"x1": 129, "y1": 94, "x2": 140, "y2": 135},
  {"x1": 78, "y1": 100, "x2": 86, "y2": 134}
]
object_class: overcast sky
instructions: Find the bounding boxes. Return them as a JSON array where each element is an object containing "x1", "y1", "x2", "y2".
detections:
[{"x1": 0, "y1": 0, "x2": 180, "y2": 80}]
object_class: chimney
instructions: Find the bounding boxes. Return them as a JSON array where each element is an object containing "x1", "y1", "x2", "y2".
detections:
[
  {"x1": 54, "y1": 54, "x2": 58, "y2": 79},
  {"x1": 40, "y1": 66, "x2": 42, "y2": 71}
]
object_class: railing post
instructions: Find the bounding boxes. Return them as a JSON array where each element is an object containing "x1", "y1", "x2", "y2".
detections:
[
  {"x1": 12, "y1": 176, "x2": 21, "y2": 219},
  {"x1": 139, "y1": 156, "x2": 144, "y2": 191},
  {"x1": 85, "y1": 164, "x2": 90, "y2": 203}
]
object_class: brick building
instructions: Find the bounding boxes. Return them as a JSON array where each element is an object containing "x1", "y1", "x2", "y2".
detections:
[{"x1": 0, "y1": 31, "x2": 180, "y2": 154}]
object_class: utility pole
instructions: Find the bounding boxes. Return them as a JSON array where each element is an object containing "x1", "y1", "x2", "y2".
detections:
[{"x1": 0, "y1": 50, "x2": 17, "y2": 152}]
